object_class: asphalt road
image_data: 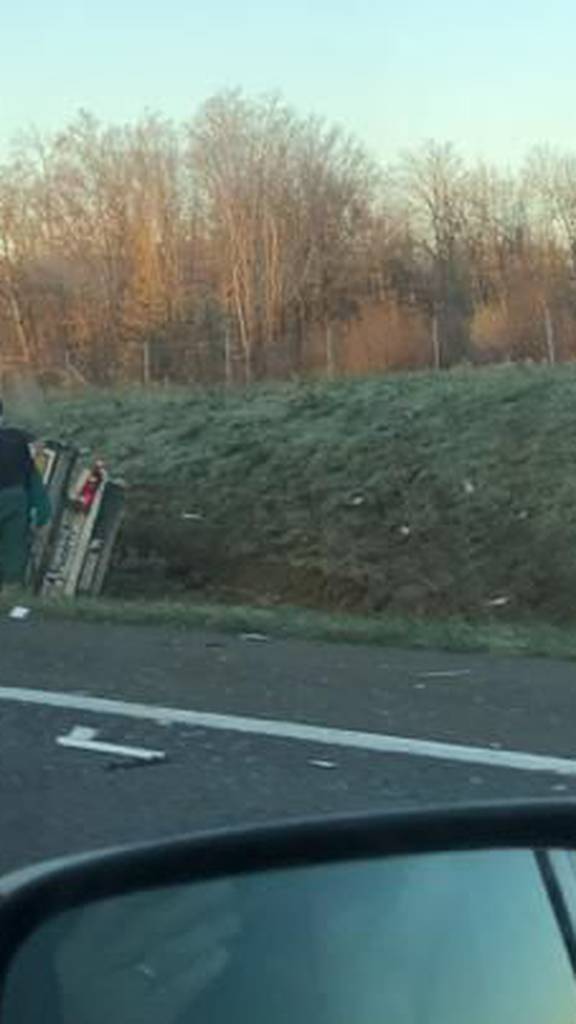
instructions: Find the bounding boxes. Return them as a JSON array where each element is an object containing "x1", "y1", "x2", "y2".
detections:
[{"x1": 2, "y1": 615, "x2": 576, "y2": 874}]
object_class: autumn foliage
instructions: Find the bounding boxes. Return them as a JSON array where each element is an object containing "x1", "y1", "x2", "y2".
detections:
[{"x1": 1, "y1": 93, "x2": 575, "y2": 386}]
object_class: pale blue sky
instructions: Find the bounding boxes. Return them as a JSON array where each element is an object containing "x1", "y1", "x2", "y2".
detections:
[{"x1": 2, "y1": 0, "x2": 575, "y2": 164}]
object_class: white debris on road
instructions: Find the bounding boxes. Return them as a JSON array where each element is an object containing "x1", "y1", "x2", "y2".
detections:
[
  {"x1": 8, "y1": 606, "x2": 30, "y2": 621},
  {"x1": 57, "y1": 725, "x2": 165, "y2": 763},
  {"x1": 419, "y1": 670, "x2": 472, "y2": 679},
  {"x1": 486, "y1": 595, "x2": 510, "y2": 608}
]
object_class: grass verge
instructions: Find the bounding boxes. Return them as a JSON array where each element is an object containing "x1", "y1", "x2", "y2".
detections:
[
  {"x1": 32, "y1": 364, "x2": 576, "y2": 621},
  {"x1": 3, "y1": 593, "x2": 576, "y2": 661}
]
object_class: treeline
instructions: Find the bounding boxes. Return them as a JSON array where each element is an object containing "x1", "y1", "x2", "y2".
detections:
[{"x1": 1, "y1": 91, "x2": 576, "y2": 385}]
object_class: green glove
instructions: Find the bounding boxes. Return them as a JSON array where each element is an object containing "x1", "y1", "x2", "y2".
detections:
[{"x1": 28, "y1": 466, "x2": 52, "y2": 528}]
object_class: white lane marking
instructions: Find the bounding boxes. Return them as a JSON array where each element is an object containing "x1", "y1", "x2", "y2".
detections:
[
  {"x1": 57, "y1": 724, "x2": 165, "y2": 762},
  {"x1": 0, "y1": 683, "x2": 575, "y2": 776}
]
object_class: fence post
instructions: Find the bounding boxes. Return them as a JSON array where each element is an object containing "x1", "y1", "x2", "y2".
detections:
[
  {"x1": 142, "y1": 339, "x2": 151, "y2": 386},
  {"x1": 431, "y1": 310, "x2": 441, "y2": 369}
]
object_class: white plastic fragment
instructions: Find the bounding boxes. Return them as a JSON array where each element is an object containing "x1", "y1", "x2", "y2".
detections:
[{"x1": 9, "y1": 606, "x2": 30, "y2": 621}]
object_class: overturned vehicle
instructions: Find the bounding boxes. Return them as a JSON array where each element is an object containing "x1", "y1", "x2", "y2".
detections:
[{"x1": 27, "y1": 442, "x2": 125, "y2": 597}]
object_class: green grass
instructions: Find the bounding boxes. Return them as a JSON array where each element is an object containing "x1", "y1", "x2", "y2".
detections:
[
  {"x1": 5, "y1": 592, "x2": 576, "y2": 661},
  {"x1": 28, "y1": 364, "x2": 576, "y2": 623}
]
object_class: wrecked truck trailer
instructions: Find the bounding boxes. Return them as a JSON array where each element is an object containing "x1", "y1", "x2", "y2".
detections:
[
  {"x1": 27, "y1": 441, "x2": 79, "y2": 590},
  {"x1": 28, "y1": 442, "x2": 125, "y2": 598}
]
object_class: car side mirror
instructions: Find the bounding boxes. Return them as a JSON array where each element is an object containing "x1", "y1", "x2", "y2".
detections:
[{"x1": 2, "y1": 802, "x2": 576, "y2": 1024}]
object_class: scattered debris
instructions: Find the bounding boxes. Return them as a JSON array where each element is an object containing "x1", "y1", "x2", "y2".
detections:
[
  {"x1": 62, "y1": 726, "x2": 96, "y2": 743},
  {"x1": 517, "y1": 510, "x2": 529, "y2": 521},
  {"x1": 399, "y1": 525, "x2": 411, "y2": 537},
  {"x1": 309, "y1": 759, "x2": 338, "y2": 770},
  {"x1": 419, "y1": 670, "x2": 472, "y2": 679},
  {"x1": 463, "y1": 479, "x2": 475, "y2": 495},
  {"x1": 9, "y1": 606, "x2": 30, "y2": 621},
  {"x1": 241, "y1": 633, "x2": 270, "y2": 643},
  {"x1": 57, "y1": 725, "x2": 165, "y2": 763},
  {"x1": 349, "y1": 494, "x2": 365, "y2": 507},
  {"x1": 136, "y1": 964, "x2": 157, "y2": 980}
]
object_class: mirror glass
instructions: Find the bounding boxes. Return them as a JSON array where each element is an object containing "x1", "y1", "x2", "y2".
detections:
[{"x1": 4, "y1": 849, "x2": 576, "y2": 1023}]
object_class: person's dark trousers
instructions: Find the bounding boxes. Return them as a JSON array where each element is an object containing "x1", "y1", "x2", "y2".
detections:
[{"x1": 0, "y1": 485, "x2": 29, "y2": 585}]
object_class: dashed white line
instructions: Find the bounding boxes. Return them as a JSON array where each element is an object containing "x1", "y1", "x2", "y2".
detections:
[{"x1": 0, "y1": 684, "x2": 574, "y2": 776}]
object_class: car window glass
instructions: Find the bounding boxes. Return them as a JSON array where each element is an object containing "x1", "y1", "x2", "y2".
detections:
[{"x1": 5, "y1": 849, "x2": 576, "y2": 1024}]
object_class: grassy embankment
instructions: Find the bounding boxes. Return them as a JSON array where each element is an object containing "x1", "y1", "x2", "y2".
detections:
[{"x1": 14, "y1": 364, "x2": 576, "y2": 657}]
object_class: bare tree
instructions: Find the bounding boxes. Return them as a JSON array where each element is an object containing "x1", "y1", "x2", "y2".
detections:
[
  {"x1": 4, "y1": 97, "x2": 576, "y2": 384},
  {"x1": 188, "y1": 91, "x2": 378, "y2": 380},
  {"x1": 397, "y1": 142, "x2": 472, "y2": 366}
]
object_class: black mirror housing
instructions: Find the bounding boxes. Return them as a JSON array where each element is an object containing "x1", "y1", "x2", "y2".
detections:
[{"x1": 3, "y1": 800, "x2": 576, "y2": 1024}]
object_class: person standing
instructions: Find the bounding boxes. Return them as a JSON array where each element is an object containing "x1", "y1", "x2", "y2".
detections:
[{"x1": 0, "y1": 400, "x2": 51, "y2": 589}]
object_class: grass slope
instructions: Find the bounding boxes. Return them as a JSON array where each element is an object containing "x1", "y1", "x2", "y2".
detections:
[{"x1": 35, "y1": 365, "x2": 576, "y2": 623}]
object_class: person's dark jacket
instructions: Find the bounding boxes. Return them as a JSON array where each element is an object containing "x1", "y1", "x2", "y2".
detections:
[{"x1": 0, "y1": 427, "x2": 34, "y2": 490}]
